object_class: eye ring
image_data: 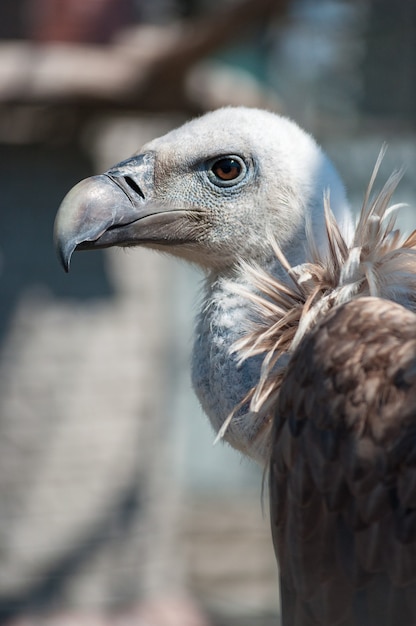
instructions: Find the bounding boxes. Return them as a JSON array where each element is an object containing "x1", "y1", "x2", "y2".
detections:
[{"x1": 207, "y1": 155, "x2": 247, "y2": 187}]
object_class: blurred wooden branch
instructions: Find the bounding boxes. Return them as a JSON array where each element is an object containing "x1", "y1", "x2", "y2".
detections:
[{"x1": 0, "y1": 0, "x2": 287, "y2": 139}]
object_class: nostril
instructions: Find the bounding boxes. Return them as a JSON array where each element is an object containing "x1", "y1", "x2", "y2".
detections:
[{"x1": 125, "y1": 176, "x2": 145, "y2": 200}]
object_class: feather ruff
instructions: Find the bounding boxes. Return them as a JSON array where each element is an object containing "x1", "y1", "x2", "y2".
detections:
[{"x1": 225, "y1": 150, "x2": 416, "y2": 453}]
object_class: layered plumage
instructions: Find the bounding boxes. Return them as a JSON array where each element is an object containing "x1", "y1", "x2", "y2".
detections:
[
  {"x1": 231, "y1": 150, "x2": 416, "y2": 420},
  {"x1": 53, "y1": 108, "x2": 416, "y2": 625},
  {"x1": 233, "y1": 156, "x2": 416, "y2": 625}
]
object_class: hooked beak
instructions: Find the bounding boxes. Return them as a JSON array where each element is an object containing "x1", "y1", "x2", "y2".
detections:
[{"x1": 54, "y1": 152, "x2": 200, "y2": 272}]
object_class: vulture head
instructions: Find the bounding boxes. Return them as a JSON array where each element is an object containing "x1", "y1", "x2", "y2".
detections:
[
  {"x1": 54, "y1": 107, "x2": 352, "y2": 461},
  {"x1": 55, "y1": 107, "x2": 351, "y2": 274}
]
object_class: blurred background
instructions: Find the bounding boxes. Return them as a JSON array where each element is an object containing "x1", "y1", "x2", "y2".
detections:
[{"x1": 0, "y1": 1, "x2": 415, "y2": 625}]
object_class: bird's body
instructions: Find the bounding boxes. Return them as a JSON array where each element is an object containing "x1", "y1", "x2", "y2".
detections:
[
  {"x1": 272, "y1": 296, "x2": 416, "y2": 626},
  {"x1": 54, "y1": 107, "x2": 416, "y2": 625},
  {"x1": 234, "y1": 154, "x2": 416, "y2": 625}
]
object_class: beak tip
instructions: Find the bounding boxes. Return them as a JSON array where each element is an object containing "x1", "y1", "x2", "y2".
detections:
[
  {"x1": 53, "y1": 176, "x2": 101, "y2": 273},
  {"x1": 57, "y1": 249, "x2": 71, "y2": 273},
  {"x1": 60, "y1": 254, "x2": 71, "y2": 274},
  {"x1": 54, "y1": 228, "x2": 74, "y2": 273},
  {"x1": 54, "y1": 167, "x2": 150, "y2": 272}
]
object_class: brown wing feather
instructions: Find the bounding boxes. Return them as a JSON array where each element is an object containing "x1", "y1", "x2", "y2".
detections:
[{"x1": 271, "y1": 296, "x2": 416, "y2": 626}]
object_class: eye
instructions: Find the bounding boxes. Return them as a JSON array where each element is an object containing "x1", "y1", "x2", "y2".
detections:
[
  {"x1": 207, "y1": 156, "x2": 247, "y2": 187},
  {"x1": 212, "y1": 158, "x2": 242, "y2": 181}
]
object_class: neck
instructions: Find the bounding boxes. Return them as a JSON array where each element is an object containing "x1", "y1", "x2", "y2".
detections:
[
  {"x1": 191, "y1": 255, "x2": 291, "y2": 464},
  {"x1": 191, "y1": 199, "x2": 353, "y2": 464}
]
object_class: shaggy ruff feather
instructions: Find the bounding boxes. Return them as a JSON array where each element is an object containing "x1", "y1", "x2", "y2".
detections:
[{"x1": 218, "y1": 150, "x2": 416, "y2": 456}]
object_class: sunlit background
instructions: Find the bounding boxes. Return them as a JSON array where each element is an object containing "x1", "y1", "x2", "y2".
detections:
[{"x1": 0, "y1": 1, "x2": 415, "y2": 625}]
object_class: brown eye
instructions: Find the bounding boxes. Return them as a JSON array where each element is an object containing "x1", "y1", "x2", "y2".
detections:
[{"x1": 211, "y1": 158, "x2": 242, "y2": 181}]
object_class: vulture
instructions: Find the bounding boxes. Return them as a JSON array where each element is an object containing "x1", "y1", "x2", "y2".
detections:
[{"x1": 54, "y1": 107, "x2": 416, "y2": 626}]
